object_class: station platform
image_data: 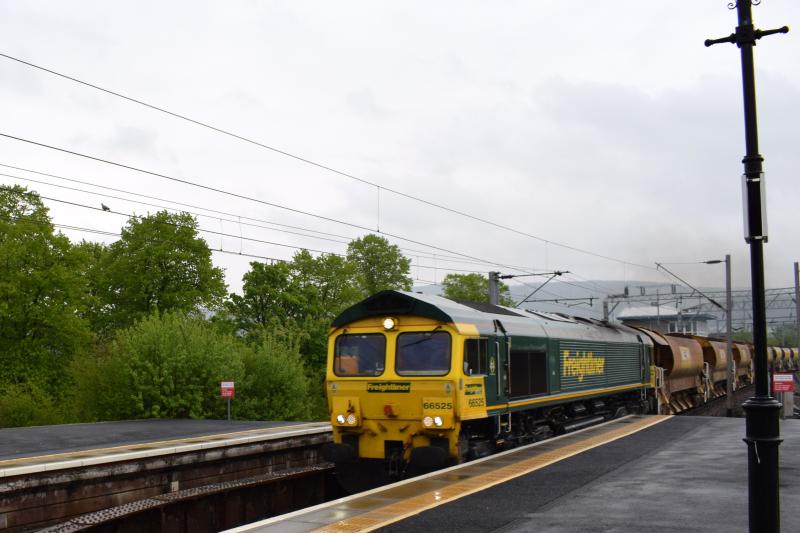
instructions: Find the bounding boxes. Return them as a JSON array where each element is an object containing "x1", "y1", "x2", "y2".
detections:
[
  {"x1": 0, "y1": 419, "x2": 330, "y2": 477},
  {"x1": 1, "y1": 419, "x2": 333, "y2": 531},
  {"x1": 228, "y1": 415, "x2": 800, "y2": 532}
]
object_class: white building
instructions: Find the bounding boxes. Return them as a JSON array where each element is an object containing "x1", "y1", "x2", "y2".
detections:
[{"x1": 616, "y1": 304, "x2": 717, "y2": 337}]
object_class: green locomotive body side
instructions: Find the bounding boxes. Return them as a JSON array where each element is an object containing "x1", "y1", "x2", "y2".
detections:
[{"x1": 484, "y1": 333, "x2": 652, "y2": 416}]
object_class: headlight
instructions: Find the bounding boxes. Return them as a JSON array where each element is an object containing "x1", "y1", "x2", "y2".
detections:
[
  {"x1": 346, "y1": 414, "x2": 357, "y2": 425},
  {"x1": 336, "y1": 414, "x2": 346, "y2": 424},
  {"x1": 422, "y1": 416, "x2": 434, "y2": 427},
  {"x1": 433, "y1": 416, "x2": 443, "y2": 427},
  {"x1": 383, "y1": 317, "x2": 396, "y2": 330}
]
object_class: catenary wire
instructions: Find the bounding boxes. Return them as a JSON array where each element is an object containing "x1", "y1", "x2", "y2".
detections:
[
  {"x1": 0, "y1": 163, "x2": 514, "y2": 268},
  {"x1": 2, "y1": 214, "x2": 288, "y2": 263},
  {"x1": 2, "y1": 186, "x2": 496, "y2": 275},
  {"x1": 0, "y1": 134, "x2": 545, "y2": 276}
]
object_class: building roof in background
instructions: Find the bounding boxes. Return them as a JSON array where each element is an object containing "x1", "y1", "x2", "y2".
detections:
[{"x1": 617, "y1": 305, "x2": 717, "y2": 321}]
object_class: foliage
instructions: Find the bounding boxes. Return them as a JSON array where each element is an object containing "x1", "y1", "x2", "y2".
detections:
[
  {"x1": 441, "y1": 273, "x2": 514, "y2": 306},
  {"x1": 225, "y1": 260, "x2": 315, "y2": 332},
  {"x1": 291, "y1": 250, "x2": 360, "y2": 319},
  {"x1": 731, "y1": 327, "x2": 800, "y2": 348},
  {"x1": 223, "y1": 250, "x2": 359, "y2": 365},
  {"x1": 0, "y1": 185, "x2": 91, "y2": 395},
  {"x1": 769, "y1": 325, "x2": 799, "y2": 347},
  {"x1": 0, "y1": 188, "x2": 425, "y2": 427},
  {"x1": 346, "y1": 234, "x2": 412, "y2": 297},
  {"x1": 237, "y1": 327, "x2": 314, "y2": 421},
  {"x1": 72, "y1": 240, "x2": 110, "y2": 333},
  {"x1": 98, "y1": 211, "x2": 226, "y2": 331},
  {"x1": 0, "y1": 381, "x2": 67, "y2": 428},
  {"x1": 79, "y1": 312, "x2": 246, "y2": 420},
  {"x1": 219, "y1": 237, "x2": 410, "y2": 341}
]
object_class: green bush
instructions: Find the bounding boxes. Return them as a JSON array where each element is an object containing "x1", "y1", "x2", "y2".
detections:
[
  {"x1": 0, "y1": 382, "x2": 65, "y2": 427},
  {"x1": 71, "y1": 311, "x2": 247, "y2": 420},
  {"x1": 237, "y1": 327, "x2": 313, "y2": 421},
  {"x1": 67, "y1": 343, "x2": 135, "y2": 422},
  {"x1": 7, "y1": 312, "x2": 328, "y2": 426}
]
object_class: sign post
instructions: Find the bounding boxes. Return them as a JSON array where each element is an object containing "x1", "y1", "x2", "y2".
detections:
[
  {"x1": 773, "y1": 373, "x2": 794, "y2": 420},
  {"x1": 220, "y1": 381, "x2": 235, "y2": 420}
]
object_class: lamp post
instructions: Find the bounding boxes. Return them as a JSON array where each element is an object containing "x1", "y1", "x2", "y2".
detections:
[
  {"x1": 705, "y1": 3, "x2": 788, "y2": 531},
  {"x1": 705, "y1": 255, "x2": 734, "y2": 416}
]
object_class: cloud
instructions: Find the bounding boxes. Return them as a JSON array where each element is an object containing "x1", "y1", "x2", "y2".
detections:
[{"x1": 2, "y1": 0, "x2": 799, "y2": 296}]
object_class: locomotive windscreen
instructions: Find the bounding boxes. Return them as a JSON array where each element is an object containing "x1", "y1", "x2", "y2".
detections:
[
  {"x1": 334, "y1": 334, "x2": 386, "y2": 376},
  {"x1": 395, "y1": 331, "x2": 451, "y2": 376}
]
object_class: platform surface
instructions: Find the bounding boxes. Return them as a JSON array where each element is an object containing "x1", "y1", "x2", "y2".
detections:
[
  {"x1": 381, "y1": 416, "x2": 800, "y2": 532},
  {"x1": 228, "y1": 415, "x2": 800, "y2": 533},
  {"x1": 0, "y1": 419, "x2": 330, "y2": 478},
  {"x1": 0, "y1": 419, "x2": 316, "y2": 460}
]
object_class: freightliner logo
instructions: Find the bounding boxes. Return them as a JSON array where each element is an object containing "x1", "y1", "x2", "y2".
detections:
[{"x1": 367, "y1": 382, "x2": 411, "y2": 393}]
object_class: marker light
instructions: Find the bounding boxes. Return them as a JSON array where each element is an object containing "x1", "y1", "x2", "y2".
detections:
[
  {"x1": 422, "y1": 416, "x2": 434, "y2": 427},
  {"x1": 383, "y1": 317, "x2": 396, "y2": 330},
  {"x1": 433, "y1": 416, "x2": 444, "y2": 427},
  {"x1": 346, "y1": 414, "x2": 357, "y2": 425}
]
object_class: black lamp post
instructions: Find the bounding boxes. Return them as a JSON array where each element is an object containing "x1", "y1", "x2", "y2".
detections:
[{"x1": 705, "y1": 2, "x2": 788, "y2": 532}]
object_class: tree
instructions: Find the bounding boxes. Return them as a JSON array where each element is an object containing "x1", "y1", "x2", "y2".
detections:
[
  {"x1": 0, "y1": 185, "x2": 91, "y2": 393},
  {"x1": 291, "y1": 250, "x2": 360, "y2": 319},
  {"x1": 769, "y1": 324, "x2": 799, "y2": 347},
  {"x1": 287, "y1": 250, "x2": 360, "y2": 372},
  {"x1": 346, "y1": 234, "x2": 412, "y2": 297},
  {"x1": 99, "y1": 211, "x2": 226, "y2": 330},
  {"x1": 441, "y1": 273, "x2": 514, "y2": 306},
  {"x1": 225, "y1": 260, "x2": 315, "y2": 333},
  {"x1": 72, "y1": 240, "x2": 110, "y2": 332}
]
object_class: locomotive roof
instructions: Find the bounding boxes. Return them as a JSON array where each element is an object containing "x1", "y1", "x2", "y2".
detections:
[{"x1": 332, "y1": 291, "x2": 647, "y2": 345}]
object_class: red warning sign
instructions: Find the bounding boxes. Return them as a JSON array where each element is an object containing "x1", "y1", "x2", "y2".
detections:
[
  {"x1": 220, "y1": 381, "x2": 235, "y2": 398},
  {"x1": 773, "y1": 373, "x2": 794, "y2": 393}
]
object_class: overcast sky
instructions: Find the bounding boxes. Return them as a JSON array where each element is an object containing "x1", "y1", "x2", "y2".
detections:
[{"x1": 1, "y1": 1, "x2": 798, "y2": 307}]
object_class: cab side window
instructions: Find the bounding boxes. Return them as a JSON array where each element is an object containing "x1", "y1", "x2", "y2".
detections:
[{"x1": 464, "y1": 338, "x2": 488, "y2": 375}]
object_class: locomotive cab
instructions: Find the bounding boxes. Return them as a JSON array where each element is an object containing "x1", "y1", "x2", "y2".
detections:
[{"x1": 322, "y1": 292, "x2": 492, "y2": 489}]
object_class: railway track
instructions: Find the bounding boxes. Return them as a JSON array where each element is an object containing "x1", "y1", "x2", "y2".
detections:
[{"x1": 678, "y1": 384, "x2": 755, "y2": 417}]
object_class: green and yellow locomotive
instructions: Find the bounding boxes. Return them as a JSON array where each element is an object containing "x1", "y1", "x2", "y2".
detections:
[{"x1": 323, "y1": 290, "x2": 654, "y2": 490}]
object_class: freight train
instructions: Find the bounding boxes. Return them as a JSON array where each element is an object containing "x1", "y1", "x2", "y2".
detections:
[{"x1": 321, "y1": 290, "x2": 795, "y2": 491}]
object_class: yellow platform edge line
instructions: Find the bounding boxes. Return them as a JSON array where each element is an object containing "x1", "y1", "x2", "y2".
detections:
[
  {"x1": 313, "y1": 415, "x2": 672, "y2": 533},
  {"x1": 0, "y1": 421, "x2": 329, "y2": 468}
]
